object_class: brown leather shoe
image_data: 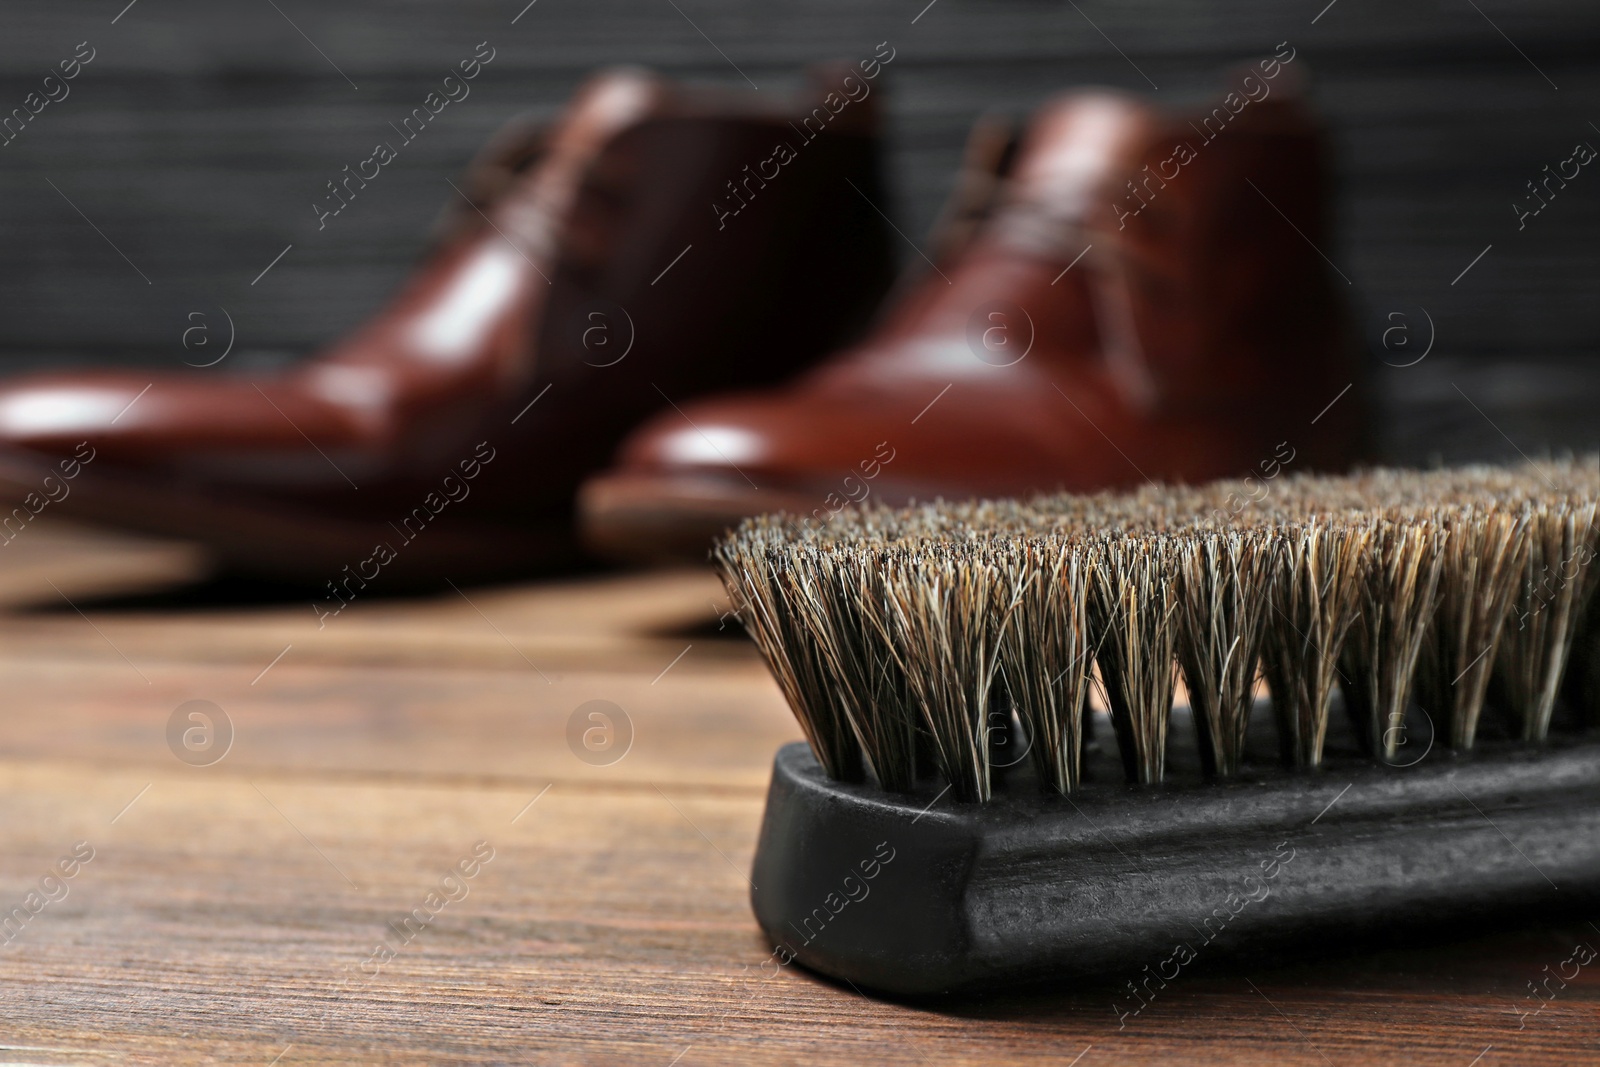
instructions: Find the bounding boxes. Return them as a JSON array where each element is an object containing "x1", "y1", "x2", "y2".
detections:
[
  {"x1": 0, "y1": 67, "x2": 895, "y2": 585},
  {"x1": 580, "y1": 67, "x2": 1370, "y2": 563}
]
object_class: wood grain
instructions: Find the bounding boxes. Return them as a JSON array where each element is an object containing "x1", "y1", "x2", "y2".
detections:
[{"x1": 0, "y1": 521, "x2": 1597, "y2": 1064}]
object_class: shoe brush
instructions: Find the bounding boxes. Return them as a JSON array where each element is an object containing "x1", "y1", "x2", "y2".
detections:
[{"x1": 713, "y1": 460, "x2": 1600, "y2": 995}]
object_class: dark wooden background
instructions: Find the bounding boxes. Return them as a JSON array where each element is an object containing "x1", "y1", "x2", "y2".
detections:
[{"x1": 1, "y1": 0, "x2": 1597, "y2": 463}]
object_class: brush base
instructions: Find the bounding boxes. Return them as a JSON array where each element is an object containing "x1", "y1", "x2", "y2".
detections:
[{"x1": 749, "y1": 740, "x2": 1600, "y2": 996}]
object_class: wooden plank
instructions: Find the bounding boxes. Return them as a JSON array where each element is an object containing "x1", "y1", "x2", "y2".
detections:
[
  {"x1": 0, "y1": 521, "x2": 205, "y2": 606},
  {"x1": 0, "y1": 527, "x2": 749, "y2": 673},
  {"x1": 0, "y1": 758, "x2": 1596, "y2": 1064},
  {"x1": 0, "y1": 523, "x2": 1597, "y2": 1060},
  {"x1": 0, "y1": 653, "x2": 798, "y2": 791}
]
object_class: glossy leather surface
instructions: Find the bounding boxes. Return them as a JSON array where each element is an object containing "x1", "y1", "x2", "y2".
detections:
[
  {"x1": 0, "y1": 67, "x2": 896, "y2": 578},
  {"x1": 584, "y1": 74, "x2": 1369, "y2": 559}
]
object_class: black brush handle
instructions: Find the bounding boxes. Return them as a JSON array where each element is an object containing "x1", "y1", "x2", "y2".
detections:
[{"x1": 749, "y1": 741, "x2": 1600, "y2": 995}]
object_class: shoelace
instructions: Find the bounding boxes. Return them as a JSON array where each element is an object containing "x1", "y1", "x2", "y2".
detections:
[{"x1": 426, "y1": 116, "x2": 552, "y2": 250}]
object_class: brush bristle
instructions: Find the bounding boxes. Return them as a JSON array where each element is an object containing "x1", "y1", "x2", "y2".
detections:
[
  {"x1": 1341, "y1": 516, "x2": 1447, "y2": 760},
  {"x1": 1496, "y1": 499, "x2": 1600, "y2": 740},
  {"x1": 1000, "y1": 539, "x2": 1094, "y2": 794},
  {"x1": 1091, "y1": 534, "x2": 1179, "y2": 786},
  {"x1": 715, "y1": 460, "x2": 1600, "y2": 799},
  {"x1": 1173, "y1": 527, "x2": 1270, "y2": 777}
]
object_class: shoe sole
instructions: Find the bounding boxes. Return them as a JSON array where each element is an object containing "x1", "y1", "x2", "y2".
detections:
[
  {"x1": 0, "y1": 448, "x2": 578, "y2": 587},
  {"x1": 578, "y1": 468, "x2": 815, "y2": 565}
]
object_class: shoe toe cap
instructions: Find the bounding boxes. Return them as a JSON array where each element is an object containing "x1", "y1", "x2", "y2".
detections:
[
  {"x1": 0, "y1": 376, "x2": 158, "y2": 452},
  {"x1": 616, "y1": 393, "x2": 792, "y2": 472}
]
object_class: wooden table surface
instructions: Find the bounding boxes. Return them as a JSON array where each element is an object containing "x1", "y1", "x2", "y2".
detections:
[{"x1": 1, "y1": 523, "x2": 1596, "y2": 1066}]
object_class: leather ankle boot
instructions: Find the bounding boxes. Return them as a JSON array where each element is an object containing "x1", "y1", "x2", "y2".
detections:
[
  {"x1": 0, "y1": 66, "x2": 895, "y2": 585},
  {"x1": 580, "y1": 68, "x2": 1370, "y2": 563}
]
